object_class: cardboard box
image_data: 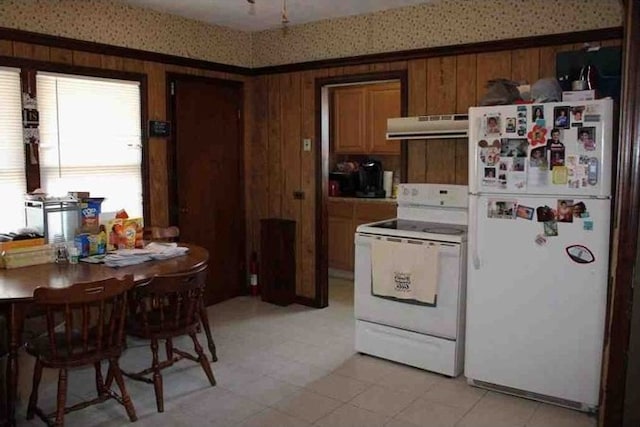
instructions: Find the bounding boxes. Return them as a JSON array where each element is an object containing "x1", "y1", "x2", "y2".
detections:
[
  {"x1": 0, "y1": 238, "x2": 45, "y2": 252},
  {"x1": 562, "y1": 90, "x2": 596, "y2": 101}
]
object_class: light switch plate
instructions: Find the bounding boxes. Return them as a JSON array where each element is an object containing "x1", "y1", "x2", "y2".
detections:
[{"x1": 303, "y1": 138, "x2": 312, "y2": 151}]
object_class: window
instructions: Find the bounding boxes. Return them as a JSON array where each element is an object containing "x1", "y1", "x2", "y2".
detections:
[
  {"x1": 0, "y1": 67, "x2": 27, "y2": 232},
  {"x1": 37, "y1": 72, "x2": 143, "y2": 218}
]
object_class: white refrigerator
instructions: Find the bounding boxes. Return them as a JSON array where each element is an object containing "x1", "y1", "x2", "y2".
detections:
[{"x1": 465, "y1": 99, "x2": 613, "y2": 412}]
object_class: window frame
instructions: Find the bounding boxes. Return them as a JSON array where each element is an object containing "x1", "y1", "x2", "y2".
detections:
[{"x1": 0, "y1": 56, "x2": 150, "y2": 226}]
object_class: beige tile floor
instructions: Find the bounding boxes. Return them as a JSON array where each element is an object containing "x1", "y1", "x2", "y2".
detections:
[{"x1": 15, "y1": 277, "x2": 596, "y2": 426}]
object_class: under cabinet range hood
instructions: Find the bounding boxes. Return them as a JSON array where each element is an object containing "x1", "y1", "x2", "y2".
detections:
[{"x1": 386, "y1": 114, "x2": 468, "y2": 140}]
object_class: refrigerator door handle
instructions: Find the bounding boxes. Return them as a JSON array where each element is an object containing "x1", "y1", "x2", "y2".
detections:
[{"x1": 469, "y1": 194, "x2": 481, "y2": 269}]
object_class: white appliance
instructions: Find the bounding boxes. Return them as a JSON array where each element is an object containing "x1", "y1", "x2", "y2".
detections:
[
  {"x1": 354, "y1": 184, "x2": 468, "y2": 376},
  {"x1": 386, "y1": 114, "x2": 469, "y2": 140},
  {"x1": 465, "y1": 99, "x2": 613, "y2": 412}
]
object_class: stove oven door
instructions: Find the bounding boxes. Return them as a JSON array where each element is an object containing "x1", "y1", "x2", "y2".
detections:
[{"x1": 354, "y1": 232, "x2": 465, "y2": 340}]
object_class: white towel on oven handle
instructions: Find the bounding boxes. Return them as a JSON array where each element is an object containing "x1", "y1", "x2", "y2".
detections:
[{"x1": 371, "y1": 238, "x2": 439, "y2": 305}]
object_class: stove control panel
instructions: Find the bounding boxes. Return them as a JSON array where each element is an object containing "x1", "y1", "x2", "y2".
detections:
[{"x1": 397, "y1": 184, "x2": 468, "y2": 208}]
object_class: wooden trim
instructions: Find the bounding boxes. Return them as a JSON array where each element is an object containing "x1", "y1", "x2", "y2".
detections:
[
  {"x1": 0, "y1": 27, "x2": 250, "y2": 76},
  {"x1": 0, "y1": 56, "x2": 150, "y2": 225},
  {"x1": 255, "y1": 27, "x2": 623, "y2": 75},
  {"x1": 0, "y1": 26, "x2": 621, "y2": 77},
  {"x1": 314, "y1": 71, "x2": 408, "y2": 308},
  {"x1": 602, "y1": 2, "x2": 640, "y2": 425}
]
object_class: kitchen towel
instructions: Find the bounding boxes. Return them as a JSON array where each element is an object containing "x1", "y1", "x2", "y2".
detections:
[{"x1": 371, "y1": 238, "x2": 439, "y2": 305}]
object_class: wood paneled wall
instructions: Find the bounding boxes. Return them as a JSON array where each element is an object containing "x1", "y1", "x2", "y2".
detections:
[
  {"x1": 0, "y1": 35, "x2": 621, "y2": 302},
  {"x1": 0, "y1": 38, "x2": 248, "y2": 229},
  {"x1": 248, "y1": 39, "x2": 621, "y2": 300}
]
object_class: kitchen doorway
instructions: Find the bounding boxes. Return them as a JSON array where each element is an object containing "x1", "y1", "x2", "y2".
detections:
[
  {"x1": 168, "y1": 74, "x2": 246, "y2": 306},
  {"x1": 314, "y1": 71, "x2": 408, "y2": 308}
]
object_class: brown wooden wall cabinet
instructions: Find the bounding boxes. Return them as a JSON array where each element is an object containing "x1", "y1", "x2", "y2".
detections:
[
  {"x1": 260, "y1": 218, "x2": 296, "y2": 306},
  {"x1": 332, "y1": 82, "x2": 401, "y2": 155},
  {"x1": 328, "y1": 199, "x2": 396, "y2": 271}
]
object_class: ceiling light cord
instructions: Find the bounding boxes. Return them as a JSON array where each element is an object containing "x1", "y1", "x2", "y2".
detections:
[{"x1": 281, "y1": 0, "x2": 289, "y2": 25}]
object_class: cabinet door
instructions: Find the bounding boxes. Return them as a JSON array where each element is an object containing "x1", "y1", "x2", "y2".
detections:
[
  {"x1": 328, "y1": 216, "x2": 355, "y2": 271},
  {"x1": 333, "y1": 87, "x2": 367, "y2": 154},
  {"x1": 367, "y1": 82, "x2": 401, "y2": 155},
  {"x1": 354, "y1": 202, "x2": 397, "y2": 225}
]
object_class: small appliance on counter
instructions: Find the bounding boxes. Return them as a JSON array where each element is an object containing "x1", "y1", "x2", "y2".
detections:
[
  {"x1": 357, "y1": 160, "x2": 385, "y2": 198},
  {"x1": 329, "y1": 171, "x2": 359, "y2": 197}
]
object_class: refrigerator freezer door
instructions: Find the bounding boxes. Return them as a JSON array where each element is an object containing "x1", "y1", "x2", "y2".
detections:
[
  {"x1": 469, "y1": 99, "x2": 613, "y2": 198},
  {"x1": 465, "y1": 195, "x2": 610, "y2": 408}
]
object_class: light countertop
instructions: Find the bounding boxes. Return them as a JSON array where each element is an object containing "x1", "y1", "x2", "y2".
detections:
[{"x1": 328, "y1": 196, "x2": 397, "y2": 204}]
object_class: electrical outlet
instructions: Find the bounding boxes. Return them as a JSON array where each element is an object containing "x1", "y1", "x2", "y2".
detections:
[{"x1": 303, "y1": 138, "x2": 312, "y2": 151}]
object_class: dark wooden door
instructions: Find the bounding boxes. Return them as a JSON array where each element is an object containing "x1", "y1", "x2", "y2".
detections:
[{"x1": 171, "y1": 76, "x2": 245, "y2": 305}]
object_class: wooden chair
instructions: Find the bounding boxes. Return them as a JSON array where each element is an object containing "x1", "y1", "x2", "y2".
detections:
[
  {"x1": 123, "y1": 264, "x2": 216, "y2": 412},
  {"x1": 25, "y1": 275, "x2": 137, "y2": 427},
  {"x1": 143, "y1": 226, "x2": 180, "y2": 242},
  {"x1": 142, "y1": 226, "x2": 217, "y2": 361}
]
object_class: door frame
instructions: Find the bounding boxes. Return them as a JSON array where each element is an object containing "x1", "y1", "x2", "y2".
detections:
[
  {"x1": 314, "y1": 71, "x2": 408, "y2": 308},
  {"x1": 603, "y1": 0, "x2": 640, "y2": 424}
]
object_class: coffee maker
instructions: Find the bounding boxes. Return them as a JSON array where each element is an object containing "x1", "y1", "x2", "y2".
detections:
[{"x1": 356, "y1": 160, "x2": 386, "y2": 198}]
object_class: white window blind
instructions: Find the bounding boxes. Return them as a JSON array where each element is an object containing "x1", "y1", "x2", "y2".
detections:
[
  {"x1": 37, "y1": 73, "x2": 143, "y2": 218},
  {"x1": 0, "y1": 67, "x2": 27, "y2": 233}
]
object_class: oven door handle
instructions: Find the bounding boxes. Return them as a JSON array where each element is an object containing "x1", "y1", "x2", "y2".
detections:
[{"x1": 469, "y1": 194, "x2": 481, "y2": 270}]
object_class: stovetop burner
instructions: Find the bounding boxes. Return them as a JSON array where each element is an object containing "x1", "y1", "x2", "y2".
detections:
[{"x1": 370, "y1": 219, "x2": 466, "y2": 235}]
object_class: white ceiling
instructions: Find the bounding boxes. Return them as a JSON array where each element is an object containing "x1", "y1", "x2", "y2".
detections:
[{"x1": 122, "y1": 0, "x2": 434, "y2": 32}]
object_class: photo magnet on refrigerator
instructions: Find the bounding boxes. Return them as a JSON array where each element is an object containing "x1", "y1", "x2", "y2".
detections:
[
  {"x1": 557, "y1": 200, "x2": 573, "y2": 223},
  {"x1": 565, "y1": 245, "x2": 595, "y2": 264},
  {"x1": 543, "y1": 220, "x2": 558, "y2": 237},
  {"x1": 516, "y1": 205, "x2": 534, "y2": 220},
  {"x1": 583, "y1": 219, "x2": 594, "y2": 231},
  {"x1": 535, "y1": 234, "x2": 548, "y2": 246},
  {"x1": 527, "y1": 125, "x2": 547, "y2": 148},
  {"x1": 484, "y1": 114, "x2": 502, "y2": 136},
  {"x1": 478, "y1": 139, "x2": 501, "y2": 166}
]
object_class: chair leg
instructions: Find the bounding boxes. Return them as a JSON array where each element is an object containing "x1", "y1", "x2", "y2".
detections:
[
  {"x1": 55, "y1": 368, "x2": 68, "y2": 427},
  {"x1": 95, "y1": 362, "x2": 106, "y2": 398},
  {"x1": 109, "y1": 359, "x2": 138, "y2": 422},
  {"x1": 199, "y1": 298, "x2": 218, "y2": 362},
  {"x1": 190, "y1": 332, "x2": 216, "y2": 386},
  {"x1": 151, "y1": 338, "x2": 164, "y2": 412},
  {"x1": 165, "y1": 338, "x2": 174, "y2": 361},
  {"x1": 26, "y1": 358, "x2": 43, "y2": 420}
]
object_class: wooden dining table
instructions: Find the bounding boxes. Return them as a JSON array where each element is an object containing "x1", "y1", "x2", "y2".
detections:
[{"x1": 0, "y1": 243, "x2": 211, "y2": 426}]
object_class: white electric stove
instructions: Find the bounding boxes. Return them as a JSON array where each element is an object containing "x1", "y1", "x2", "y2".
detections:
[{"x1": 354, "y1": 183, "x2": 468, "y2": 377}]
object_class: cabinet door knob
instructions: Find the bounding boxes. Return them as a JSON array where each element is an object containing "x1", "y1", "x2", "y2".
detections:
[{"x1": 180, "y1": 207, "x2": 189, "y2": 214}]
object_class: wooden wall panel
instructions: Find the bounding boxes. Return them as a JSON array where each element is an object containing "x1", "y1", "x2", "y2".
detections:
[
  {"x1": 407, "y1": 59, "x2": 427, "y2": 182},
  {"x1": 425, "y1": 57, "x2": 457, "y2": 183},
  {"x1": 476, "y1": 51, "x2": 512, "y2": 104},
  {"x1": 249, "y1": 76, "x2": 270, "y2": 262},
  {"x1": 101, "y1": 55, "x2": 124, "y2": 71},
  {"x1": 511, "y1": 48, "x2": 540, "y2": 84},
  {"x1": 267, "y1": 74, "x2": 283, "y2": 217},
  {"x1": 49, "y1": 47, "x2": 72, "y2": 64},
  {"x1": 144, "y1": 62, "x2": 169, "y2": 227},
  {"x1": 279, "y1": 73, "x2": 303, "y2": 294},
  {"x1": 456, "y1": 54, "x2": 477, "y2": 114},
  {"x1": 72, "y1": 51, "x2": 102, "y2": 68},
  {"x1": 0, "y1": 40, "x2": 12, "y2": 56},
  {"x1": 12, "y1": 42, "x2": 49, "y2": 61}
]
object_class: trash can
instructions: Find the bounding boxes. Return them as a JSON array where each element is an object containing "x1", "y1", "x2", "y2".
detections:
[{"x1": 260, "y1": 219, "x2": 296, "y2": 306}]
